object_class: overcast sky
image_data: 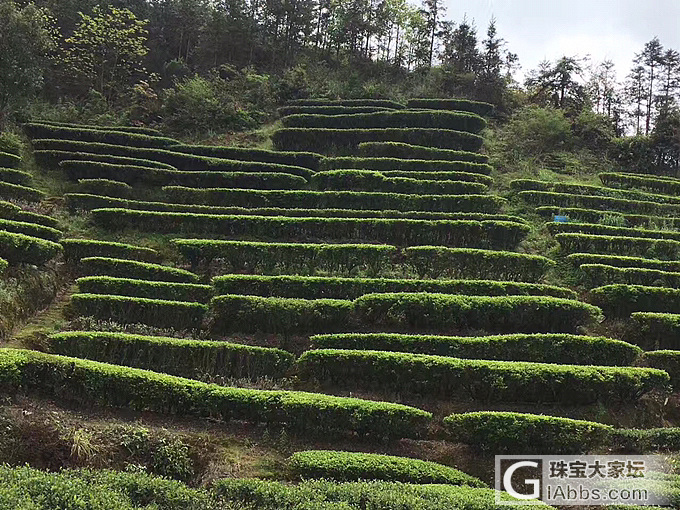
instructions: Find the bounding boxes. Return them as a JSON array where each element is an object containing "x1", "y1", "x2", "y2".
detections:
[{"x1": 443, "y1": 0, "x2": 680, "y2": 81}]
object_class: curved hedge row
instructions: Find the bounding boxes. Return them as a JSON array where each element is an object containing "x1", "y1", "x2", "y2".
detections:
[
  {"x1": 80, "y1": 257, "x2": 199, "y2": 283},
  {"x1": 278, "y1": 105, "x2": 392, "y2": 116},
  {"x1": 61, "y1": 239, "x2": 157, "y2": 263},
  {"x1": 380, "y1": 170, "x2": 493, "y2": 185},
  {"x1": 519, "y1": 191, "x2": 680, "y2": 216},
  {"x1": 0, "y1": 201, "x2": 59, "y2": 229},
  {"x1": 567, "y1": 253, "x2": 680, "y2": 272},
  {"x1": 32, "y1": 119, "x2": 163, "y2": 136},
  {"x1": 209, "y1": 293, "x2": 602, "y2": 335},
  {"x1": 590, "y1": 284, "x2": 680, "y2": 317},
  {"x1": 68, "y1": 293, "x2": 207, "y2": 329},
  {"x1": 76, "y1": 276, "x2": 212, "y2": 303},
  {"x1": 0, "y1": 181, "x2": 45, "y2": 202},
  {"x1": 580, "y1": 264, "x2": 680, "y2": 288},
  {"x1": 358, "y1": 142, "x2": 489, "y2": 163},
  {"x1": 272, "y1": 128, "x2": 484, "y2": 152},
  {"x1": 632, "y1": 312, "x2": 680, "y2": 350},
  {"x1": 286, "y1": 98, "x2": 406, "y2": 108},
  {"x1": 406, "y1": 98, "x2": 494, "y2": 116},
  {"x1": 92, "y1": 209, "x2": 530, "y2": 249},
  {"x1": 24, "y1": 122, "x2": 180, "y2": 148},
  {"x1": 60, "y1": 160, "x2": 310, "y2": 189},
  {"x1": 287, "y1": 450, "x2": 484, "y2": 486},
  {"x1": 639, "y1": 350, "x2": 680, "y2": 386},
  {"x1": 443, "y1": 412, "x2": 613, "y2": 454},
  {"x1": 212, "y1": 274, "x2": 577, "y2": 300},
  {"x1": 309, "y1": 332, "x2": 641, "y2": 366},
  {"x1": 0, "y1": 217, "x2": 62, "y2": 242},
  {"x1": 548, "y1": 221, "x2": 680, "y2": 242},
  {"x1": 0, "y1": 151, "x2": 21, "y2": 169},
  {"x1": 320, "y1": 157, "x2": 493, "y2": 175},
  {"x1": 163, "y1": 187, "x2": 504, "y2": 213},
  {"x1": 48, "y1": 330, "x2": 294, "y2": 379},
  {"x1": 0, "y1": 167, "x2": 32, "y2": 185},
  {"x1": 0, "y1": 348, "x2": 431, "y2": 439},
  {"x1": 77, "y1": 178, "x2": 132, "y2": 198},
  {"x1": 295, "y1": 349, "x2": 666, "y2": 403},
  {"x1": 34, "y1": 150, "x2": 177, "y2": 170},
  {"x1": 0, "y1": 231, "x2": 62, "y2": 265},
  {"x1": 172, "y1": 144, "x2": 322, "y2": 170},
  {"x1": 555, "y1": 233, "x2": 680, "y2": 259},
  {"x1": 536, "y1": 206, "x2": 680, "y2": 230},
  {"x1": 600, "y1": 172, "x2": 680, "y2": 196},
  {"x1": 0, "y1": 257, "x2": 7, "y2": 273},
  {"x1": 311, "y1": 170, "x2": 488, "y2": 195}
]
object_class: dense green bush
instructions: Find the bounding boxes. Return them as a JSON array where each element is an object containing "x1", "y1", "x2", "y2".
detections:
[
  {"x1": 33, "y1": 120, "x2": 163, "y2": 136},
  {"x1": 311, "y1": 170, "x2": 487, "y2": 195},
  {"x1": 567, "y1": 253, "x2": 680, "y2": 272},
  {"x1": 519, "y1": 191, "x2": 680, "y2": 216},
  {"x1": 212, "y1": 274, "x2": 576, "y2": 300},
  {"x1": 0, "y1": 167, "x2": 32, "y2": 185},
  {"x1": 590, "y1": 284, "x2": 680, "y2": 317},
  {"x1": 0, "y1": 217, "x2": 62, "y2": 242},
  {"x1": 403, "y1": 246, "x2": 554, "y2": 281},
  {"x1": 321, "y1": 156, "x2": 493, "y2": 175},
  {"x1": 614, "y1": 426, "x2": 680, "y2": 453},
  {"x1": 0, "y1": 348, "x2": 431, "y2": 439},
  {"x1": 272, "y1": 128, "x2": 484, "y2": 152},
  {"x1": 555, "y1": 233, "x2": 680, "y2": 259},
  {"x1": 9, "y1": 210, "x2": 58, "y2": 229},
  {"x1": 92, "y1": 210, "x2": 529, "y2": 249},
  {"x1": 580, "y1": 264, "x2": 680, "y2": 288},
  {"x1": 406, "y1": 98, "x2": 494, "y2": 116},
  {"x1": 77, "y1": 276, "x2": 212, "y2": 303},
  {"x1": 68, "y1": 293, "x2": 207, "y2": 329},
  {"x1": 309, "y1": 332, "x2": 641, "y2": 366},
  {"x1": 279, "y1": 105, "x2": 393, "y2": 116},
  {"x1": 77, "y1": 178, "x2": 132, "y2": 198},
  {"x1": 296, "y1": 349, "x2": 666, "y2": 403},
  {"x1": 281, "y1": 111, "x2": 487, "y2": 133},
  {"x1": 536, "y1": 206, "x2": 680, "y2": 229},
  {"x1": 380, "y1": 170, "x2": 493, "y2": 185},
  {"x1": 79, "y1": 257, "x2": 199, "y2": 283},
  {"x1": 288, "y1": 450, "x2": 485, "y2": 486},
  {"x1": 24, "y1": 123, "x2": 180, "y2": 148},
  {"x1": 443, "y1": 412, "x2": 613, "y2": 453},
  {"x1": 61, "y1": 239, "x2": 157, "y2": 263},
  {"x1": 172, "y1": 144, "x2": 322, "y2": 170},
  {"x1": 632, "y1": 313, "x2": 680, "y2": 350},
  {"x1": 548, "y1": 221, "x2": 680, "y2": 242},
  {"x1": 286, "y1": 98, "x2": 405, "y2": 108},
  {"x1": 0, "y1": 151, "x2": 21, "y2": 169},
  {"x1": 34, "y1": 149, "x2": 178, "y2": 170},
  {"x1": 0, "y1": 257, "x2": 7, "y2": 274},
  {"x1": 48, "y1": 330, "x2": 294, "y2": 379},
  {"x1": 0, "y1": 180, "x2": 45, "y2": 202},
  {"x1": 0, "y1": 231, "x2": 62, "y2": 265},
  {"x1": 174, "y1": 239, "x2": 397, "y2": 274},
  {"x1": 600, "y1": 172, "x2": 680, "y2": 196},
  {"x1": 640, "y1": 350, "x2": 680, "y2": 387},
  {"x1": 358, "y1": 142, "x2": 489, "y2": 163},
  {"x1": 163, "y1": 187, "x2": 504, "y2": 213}
]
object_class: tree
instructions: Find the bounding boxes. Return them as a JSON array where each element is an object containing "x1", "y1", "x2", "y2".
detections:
[
  {"x1": 440, "y1": 17, "x2": 480, "y2": 74},
  {"x1": 634, "y1": 37, "x2": 664, "y2": 134},
  {"x1": 0, "y1": 0, "x2": 57, "y2": 124},
  {"x1": 658, "y1": 48, "x2": 680, "y2": 110},
  {"x1": 525, "y1": 56, "x2": 588, "y2": 111},
  {"x1": 62, "y1": 6, "x2": 150, "y2": 99},
  {"x1": 625, "y1": 64, "x2": 646, "y2": 135},
  {"x1": 420, "y1": 0, "x2": 444, "y2": 67}
]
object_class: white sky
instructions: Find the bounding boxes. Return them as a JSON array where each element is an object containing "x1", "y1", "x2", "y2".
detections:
[{"x1": 443, "y1": 0, "x2": 680, "y2": 82}]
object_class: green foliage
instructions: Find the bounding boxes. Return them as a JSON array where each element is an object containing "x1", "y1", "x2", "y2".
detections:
[
  {"x1": 580, "y1": 264, "x2": 680, "y2": 288},
  {"x1": 311, "y1": 170, "x2": 487, "y2": 194},
  {"x1": 296, "y1": 349, "x2": 666, "y2": 403},
  {"x1": 358, "y1": 142, "x2": 489, "y2": 163},
  {"x1": 48, "y1": 330, "x2": 294, "y2": 380},
  {"x1": 279, "y1": 105, "x2": 393, "y2": 116},
  {"x1": 0, "y1": 180, "x2": 45, "y2": 202},
  {"x1": 309, "y1": 332, "x2": 641, "y2": 366},
  {"x1": 34, "y1": 150, "x2": 177, "y2": 171},
  {"x1": 536, "y1": 206, "x2": 680, "y2": 229},
  {"x1": 567, "y1": 253, "x2": 680, "y2": 272},
  {"x1": 77, "y1": 178, "x2": 133, "y2": 198},
  {"x1": 632, "y1": 313, "x2": 680, "y2": 350},
  {"x1": 600, "y1": 172, "x2": 680, "y2": 195},
  {"x1": 79, "y1": 257, "x2": 199, "y2": 283},
  {"x1": 173, "y1": 144, "x2": 322, "y2": 171},
  {"x1": 380, "y1": 170, "x2": 493, "y2": 185},
  {"x1": 611, "y1": 135, "x2": 656, "y2": 174},
  {"x1": 590, "y1": 284, "x2": 680, "y2": 317},
  {"x1": 287, "y1": 99, "x2": 405, "y2": 108},
  {"x1": 272, "y1": 127, "x2": 484, "y2": 152},
  {"x1": 33, "y1": 120, "x2": 162, "y2": 136},
  {"x1": 61, "y1": 239, "x2": 157, "y2": 263},
  {"x1": 0, "y1": 348, "x2": 431, "y2": 439},
  {"x1": 163, "y1": 187, "x2": 504, "y2": 212},
  {"x1": 443, "y1": 412, "x2": 613, "y2": 454},
  {"x1": 0, "y1": 151, "x2": 21, "y2": 169},
  {"x1": 68, "y1": 293, "x2": 207, "y2": 329},
  {"x1": 212, "y1": 274, "x2": 575, "y2": 300},
  {"x1": 288, "y1": 450, "x2": 485, "y2": 486},
  {"x1": 0, "y1": 217, "x2": 62, "y2": 242},
  {"x1": 520, "y1": 190, "x2": 680, "y2": 216},
  {"x1": 24, "y1": 123, "x2": 180, "y2": 148},
  {"x1": 406, "y1": 98, "x2": 494, "y2": 116},
  {"x1": 547, "y1": 221, "x2": 680, "y2": 242},
  {"x1": 320, "y1": 157, "x2": 493, "y2": 175},
  {"x1": 0, "y1": 257, "x2": 7, "y2": 274},
  {"x1": 556, "y1": 233, "x2": 680, "y2": 260},
  {"x1": 0, "y1": 167, "x2": 32, "y2": 185},
  {"x1": 0, "y1": 231, "x2": 62, "y2": 265},
  {"x1": 76, "y1": 276, "x2": 212, "y2": 303},
  {"x1": 0, "y1": 131, "x2": 23, "y2": 155}
]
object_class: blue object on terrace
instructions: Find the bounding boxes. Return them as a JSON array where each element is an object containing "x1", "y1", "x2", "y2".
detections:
[{"x1": 554, "y1": 215, "x2": 569, "y2": 223}]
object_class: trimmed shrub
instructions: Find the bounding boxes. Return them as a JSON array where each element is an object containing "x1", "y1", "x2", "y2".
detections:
[
  {"x1": 281, "y1": 111, "x2": 487, "y2": 133},
  {"x1": 76, "y1": 276, "x2": 212, "y2": 303},
  {"x1": 580, "y1": 264, "x2": 680, "y2": 288},
  {"x1": 519, "y1": 191, "x2": 680, "y2": 216},
  {"x1": 567, "y1": 253, "x2": 680, "y2": 272},
  {"x1": 92, "y1": 210, "x2": 529, "y2": 249},
  {"x1": 212, "y1": 275, "x2": 577, "y2": 300},
  {"x1": 48, "y1": 330, "x2": 294, "y2": 379},
  {"x1": 380, "y1": 170, "x2": 493, "y2": 185},
  {"x1": 443, "y1": 412, "x2": 613, "y2": 453},
  {"x1": 288, "y1": 450, "x2": 485, "y2": 486},
  {"x1": 0, "y1": 257, "x2": 7, "y2": 274},
  {"x1": 60, "y1": 160, "x2": 309, "y2": 189},
  {"x1": 78, "y1": 178, "x2": 133, "y2": 198},
  {"x1": 311, "y1": 170, "x2": 488, "y2": 194},
  {"x1": 163, "y1": 187, "x2": 504, "y2": 213},
  {"x1": 309, "y1": 332, "x2": 641, "y2": 366},
  {"x1": 548, "y1": 221, "x2": 680, "y2": 242},
  {"x1": 536, "y1": 206, "x2": 680, "y2": 229},
  {"x1": 61, "y1": 239, "x2": 157, "y2": 263},
  {"x1": 358, "y1": 141, "x2": 489, "y2": 163},
  {"x1": 174, "y1": 239, "x2": 397, "y2": 274},
  {"x1": 0, "y1": 151, "x2": 21, "y2": 169},
  {"x1": 404, "y1": 246, "x2": 554, "y2": 282},
  {"x1": 0, "y1": 167, "x2": 32, "y2": 185},
  {"x1": 639, "y1": 350, "x2": 680, "y2": 386},
  {"x1": 33, "y1": 120, "x2": 163, "y2": 136},
  {"x1": 614, "y1": 427, "x2": 680, "y2": 454},
  {"x1": 555, "y1": 233, "x2": 680, "y2": 260},
  {"x1": 590, "y1": 285, "x2": 680, "y2": 317},
  {"x1": 406, "y1": 98, "x2": 494, "y2": 116},
  {"x1": 0, "y1": 348, "x2": 431, "y2": 439},
  {"x1": 172, "y1": 144, "x2": 322, "y2": 170},
  {"x1": 286, "y1": 98, "x2": 406, "y2": 108},
  {"x1": 0, "y1": 231, "x2": 62, "y2": 265},
  {"x1": 79, "y1": 257, "x2": 199, "y2": 283},
  {"x1": 0, "y1": 181, "x2": 45, "y2": 202},
  {"x1": 34, "y1": 149, "x2": 178, "y2": 171},
  {"x1": 23, "y1": 123, "x2": 180, "y2": 148},
  {"x1": 279, "y1": 105, "x2": 393, "y2": 116},
  {"x1": 67, "y1": 293, "x2": 207, "y2": 330},
  {"x1": 600, "y1": 172, "x2": 680, "y2": 196},
  {"x1": 632, "y1": 313, "x2": 680, "y2": 350},
  {"x1": 272, "y1": 128, "x2": 484, "y2": 152},
  {"x1": 0, "y1": 218, "x2": 62, "y2": 242},
  {"x1": 296, "y1": 349, "x2": 667, "y2": 403},
  {"x1": 11, "y1": 210, "x2": 59, "y2": 228}
]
